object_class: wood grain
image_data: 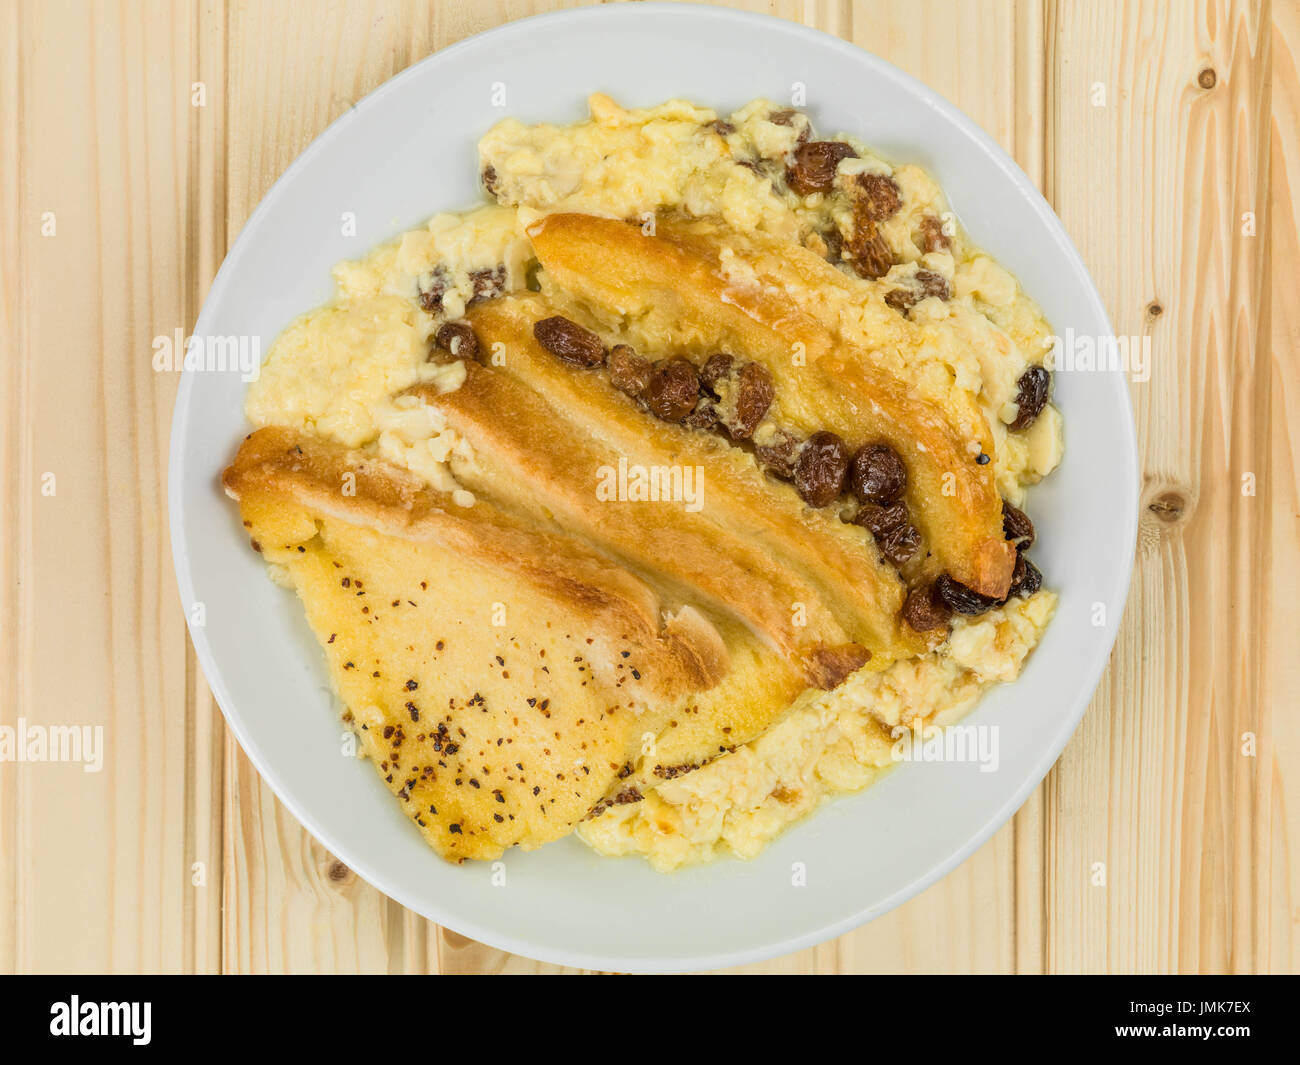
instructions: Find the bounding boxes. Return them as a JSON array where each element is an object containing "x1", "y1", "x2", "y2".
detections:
[
  {"x1": 1, "y1": 0, "x2": 1295, "y2": 974},
  {"x1": 1045, "y1": 0, "x2": 1293, "y2": 974},
  {"x1": 1266, "y1": 0, "x2": 1300, "y2": 976},
  {"x1": 3, "y1": 0, "x2": 224, "y2": 974},
  {"x1": 0, "y1": 0, "x2": 22, "y2": 978}
]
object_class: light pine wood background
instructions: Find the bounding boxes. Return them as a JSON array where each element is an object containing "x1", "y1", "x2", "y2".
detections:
[{"x1": 1, "y1": 0, "x2": 1295, "y2": 974}]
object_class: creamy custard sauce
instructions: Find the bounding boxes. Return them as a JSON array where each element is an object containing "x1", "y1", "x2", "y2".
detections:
[{"x1": 246, "y1": 95, "x2": 1063, "y2": 870}]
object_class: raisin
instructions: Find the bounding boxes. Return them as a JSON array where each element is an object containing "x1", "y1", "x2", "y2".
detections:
[
  {"x1": 850, "y1": 444, "x2": 907, "y2": 504},
  {"x1": 643, "y1": 359, "x2": 700, "y2": 423},
  {"x1": 820, "y1": 226, "x2": 844, "y2": 262},
  {"x1": 853, "y1": 501, "x2": 908, "y2": 536},
  {"x1": 1009, "y1": 366, "x2": 1051, "y2": 430},
  {"x1": 769, "y1": 109, "x2": 811, "y2": 146},
  {"x1": 885, "y1": 288, "x2": 917, "y2": 314},
  {"x1": 482, "y1": 165, "x2": 500, "y2": 197},
  {"x1": 706, "y1": 119, "x2": 735, "y2": 136},
  {"x1": 756, "y1": 430, "x2": 803, "y2": 480},
  {"x1": 434, "y1": 322, "x2": 479, "y2": 361},
  {"x1": 878, "y1": 522, "x2": 921, "y2": 566},
  {"x1": 886, "y1": 270, "x2": 951, "y2": 315},
  {"x1": 786, "y1": 141, "x2": 858, "y2": 196},
  {"x1": 417, "y1": 266, "x2": 449, "y2": 313},
  {"x1": 725, "y1": 362, "x2": 774, "y2": 440},
  {"x1": 1002, "y1": 502, "x2": 1035, "y2": 549},
  {"x1": 700, "y1": 353, "x2": 734, "y2": 394},
  {"x1": 842, "y1": 174, "x2": 901, "y2": 280},
  {"x1": 1006, "y1": 554, "x2": 1042, "y2": 600},
  {"x1": 902, "y1": 586, "x2": 952, "y2": 632},
  {"x1": 855, "y1": 173, "x2": 902, "y2": 223},
  {"x1": 467, "y1": 266, "x2": 506, "y2": 306},
  {"x1": 683, "y1": 403, "x2": 720, "y2": 430},
  {"x1": 794, "y1": 431, "x2": 849, "y2": 507},
  {"x1": 918, "y1": 215, "x2": 951, "y2": 252},
  {"x1": 915, "y1": 269, "x2": 951, "y2": 300},
  {"x1": 608, "y1": 344, "x2": 652, "y2": 397},
  {"x1": 533, "y1": 316, "x2": 606, "y2": 368},
  {"x1": 934, "y1": 575, "x2": 1000, "y2": 616},
  {"x1": 844, "y1": 227, "x2": 894, "y2": 280}
]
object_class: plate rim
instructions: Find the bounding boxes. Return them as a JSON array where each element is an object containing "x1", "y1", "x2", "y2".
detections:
[{"x1": 168, "y1": 0, "x2": 1139, "y2": 973}]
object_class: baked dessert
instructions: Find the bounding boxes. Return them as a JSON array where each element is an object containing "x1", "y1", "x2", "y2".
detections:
[{"x1": 225, "y1": 95, "x2": 1063, "y2": 868}]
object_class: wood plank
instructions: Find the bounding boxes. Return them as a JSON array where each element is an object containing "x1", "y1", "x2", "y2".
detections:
[
  {"x1": 0, "y1": 0, "x2": 23, "y2": 979},
  {"x1": 2, "y1": 0, "x2": 224, "y2": 973},
  {"x1": 1044, "y1": 0, "x2": 1281, "y2": 974},
  {"x1": 1263, "y1": 0, "x2": 1300, "y2": 975}
]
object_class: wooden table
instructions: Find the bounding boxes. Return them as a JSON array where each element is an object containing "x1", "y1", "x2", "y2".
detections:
[{"x1": 2, "y1": 0, "x2": 1295, "y2": 974}]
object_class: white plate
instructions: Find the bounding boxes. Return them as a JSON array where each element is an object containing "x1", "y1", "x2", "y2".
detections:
[{"x1": 169, "y1": 2, "x2": 1137, "y2": 972}]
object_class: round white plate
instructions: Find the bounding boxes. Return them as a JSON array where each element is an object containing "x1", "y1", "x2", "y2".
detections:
[{"x1": 170, "y1": 2, "x2": 1137, "y2": 972}]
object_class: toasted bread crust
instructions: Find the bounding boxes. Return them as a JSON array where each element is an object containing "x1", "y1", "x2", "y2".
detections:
[
  {"x1": 224, "y1": 427, "x2": 740, "y2": 860},
  {"x1": 412, "y1": 298, "x2": 926, "y2": 686},
  {"x1": 529, "y1": 212, "x2": 1016, "y2": 597},
  {"x1": 224, "y1": 426, "x2": 731, "y2": 693}
]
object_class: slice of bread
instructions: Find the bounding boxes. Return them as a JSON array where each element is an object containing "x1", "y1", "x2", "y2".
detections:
[
  {"x1": 410, "y1": 296, "x2": 925, "y2": 690},
  {"x1": 224, "y1": 426, "x2": 737, "y2": 861},
  {"x1": 528, "y1": 212, "x2": 1016, "y2": 597}
]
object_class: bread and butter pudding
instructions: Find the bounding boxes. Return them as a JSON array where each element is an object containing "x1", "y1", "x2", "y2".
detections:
[{"x1": 223, "y1": 95, "x2": 1063, "y2": 870}]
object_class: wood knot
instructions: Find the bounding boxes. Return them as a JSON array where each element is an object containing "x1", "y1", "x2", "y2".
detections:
[
  {"x1": 1197, "y1": 68, "x2": 1217, "y2": 89},
  {"x1": 326, "y1": 859, "x2": 353, "y2": 883},
  {"x1": 1147, "y1": 301, "x2": 1163, "y2": 318},
  {"x1": 1146, "y1": 489, "x2": 1191, "y2": 524}
]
